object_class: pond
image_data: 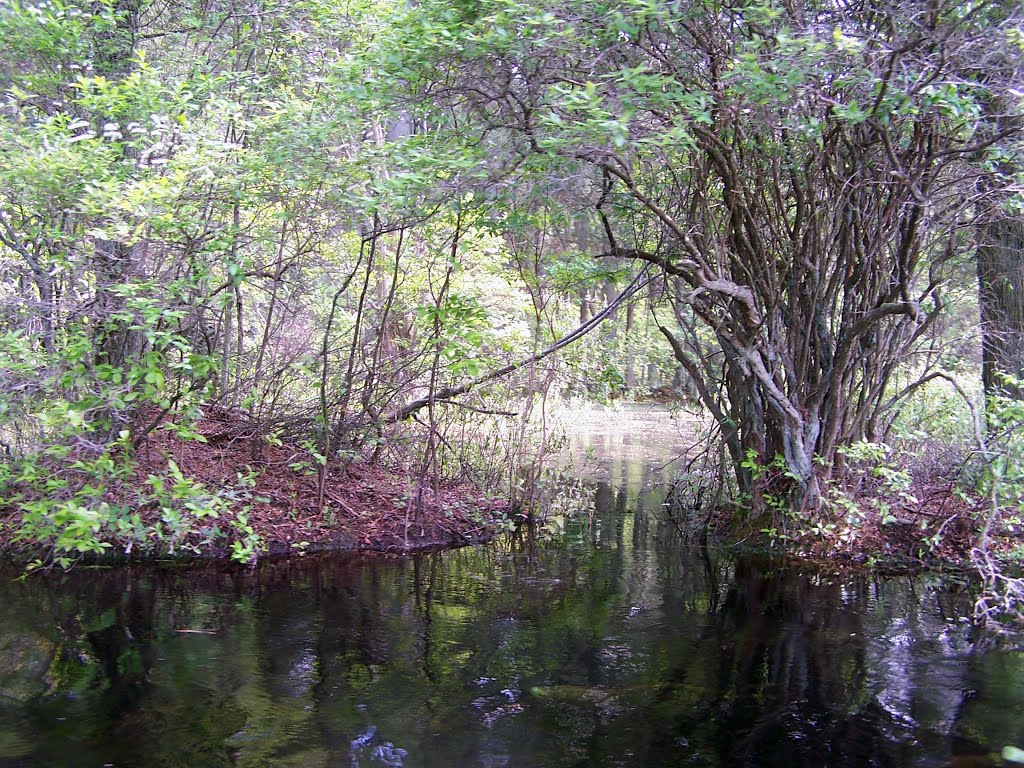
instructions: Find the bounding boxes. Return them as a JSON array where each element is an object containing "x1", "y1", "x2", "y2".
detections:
[{"x1": 1, "y1": 408, "x2": 1023, "y2": 767}]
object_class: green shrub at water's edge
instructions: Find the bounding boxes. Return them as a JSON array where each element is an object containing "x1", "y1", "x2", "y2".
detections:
[{"x1": 0, "y1": 307, "x2": 263, "y2": 566}]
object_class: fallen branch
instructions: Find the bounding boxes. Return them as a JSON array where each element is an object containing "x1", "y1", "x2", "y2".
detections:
[
  {"x1": 386, "y1": 268, "x2": 652, "y2": 422},
  {"x1": 436, "y1": 401, "x2": 519, "y2": 417}
]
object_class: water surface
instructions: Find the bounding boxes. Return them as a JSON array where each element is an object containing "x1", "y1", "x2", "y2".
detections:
[{"x1": 1, "y1": 415, "x2": 1022, "y2": 767}]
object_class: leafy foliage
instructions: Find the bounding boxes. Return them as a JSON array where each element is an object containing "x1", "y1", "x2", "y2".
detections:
[{"x1": 0, "y1": 0, "x2": 1019, "y2": 578}]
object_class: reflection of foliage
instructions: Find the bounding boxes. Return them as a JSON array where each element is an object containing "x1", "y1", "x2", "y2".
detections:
[
  {"x1": 45, "y1": 646, "x2": 102, "y2": 697},
  {"x1": 0, "y1": 529, "x2": 1018, "y2": 766}
]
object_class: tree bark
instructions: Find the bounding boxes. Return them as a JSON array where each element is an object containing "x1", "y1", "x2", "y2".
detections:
[
  {"x1": 978, "y1": 212, "x2": 1024, "y2": 400},
  {"x1": 977, "y1": 93, "x2": 1024, "y2": 401}
]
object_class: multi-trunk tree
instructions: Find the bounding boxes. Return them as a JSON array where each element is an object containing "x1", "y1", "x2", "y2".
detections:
[{"x1": 372, "y1": 0, "x2": 1022, "y2": 517}]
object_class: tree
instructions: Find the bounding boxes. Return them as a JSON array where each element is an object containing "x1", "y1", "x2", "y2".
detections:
[
  {"x1": 978, "y1": 192, "x2": 1024, "y2": 401},
  {"x1": 975, "y1": 40, "x2": 1024, "y2": 404},
  {"x1": 370, "y1": 0, "x2": 1022, "y2": 518}
]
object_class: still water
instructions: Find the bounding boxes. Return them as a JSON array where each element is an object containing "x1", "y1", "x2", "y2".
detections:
[{"x1": 1, "y1": 411, "x2": 1023, "y2": 767}]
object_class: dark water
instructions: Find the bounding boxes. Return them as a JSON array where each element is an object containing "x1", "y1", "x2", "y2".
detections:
[{"x1": 1, "y1": 455, "x2": 1023, "y2": 767}]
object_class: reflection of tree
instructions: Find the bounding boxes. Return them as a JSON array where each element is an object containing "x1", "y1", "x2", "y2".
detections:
[
  {"x1": 707, "y1": 561, "x2": 878, "y2": 766},
  {"x1": 950, "y1": 651, "x2": 1024, "y2": 760},
  {"x1": 0, "y1": 542, "x2": 1017, "y2": 768},
  {"x1": 81, "y1": 575, "x2": 159, "y2": 718},
  {"x1": 566, "y1": 556, "x2": 994, "y2": 768},
  {"x1": 0, "y1": 568, "x2": 255, "y2": 767}
]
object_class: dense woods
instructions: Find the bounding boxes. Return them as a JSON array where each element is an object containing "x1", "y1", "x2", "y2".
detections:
[{"x1": 0, "y1": 0, "x2": 1021, "y2": 616}]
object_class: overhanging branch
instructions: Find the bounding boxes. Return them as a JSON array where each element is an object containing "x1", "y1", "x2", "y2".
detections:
[{"x1": 387, "y1": 268, "x2": 651, "y2": 422}]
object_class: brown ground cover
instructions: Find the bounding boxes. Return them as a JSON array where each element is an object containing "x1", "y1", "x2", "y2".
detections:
[
  {"x1": 725, "y1": 445, "x2": 986, "y2": 566},
  {"x1": 1, "y1": 407, "x2": 510, "y2": 562}
]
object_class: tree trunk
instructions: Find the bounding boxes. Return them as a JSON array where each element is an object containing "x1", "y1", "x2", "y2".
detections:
[
  {"x1": 624, "y1": 300, "x2": 636, "y2": 389},
  {"x1": 978, "y1": 199, "x2": 1024, "y2": 400},
  {"x1": 92, "y1": 0, "x2": 144, "y2": 369}
]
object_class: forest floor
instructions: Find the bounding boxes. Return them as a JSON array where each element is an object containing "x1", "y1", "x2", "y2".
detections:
[
  {"x1": 716, "y1": 445, "x2": 1001, "y2": 569},
  {"x1": 0, "y1": 407, "x2": 511, "y2": 563}
]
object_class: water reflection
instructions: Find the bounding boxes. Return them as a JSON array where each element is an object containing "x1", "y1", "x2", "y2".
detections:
[{"x1": 0, "y1": 455, "x2": 1022, "y2": 765}]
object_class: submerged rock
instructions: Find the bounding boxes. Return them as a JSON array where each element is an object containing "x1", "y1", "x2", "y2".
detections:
[
  {"x1": 529, "y1": 684, "x2": 617, "y2": 706},
  {"x1": 0, "y1": 632, "x2": 53, "y2": 703}
]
